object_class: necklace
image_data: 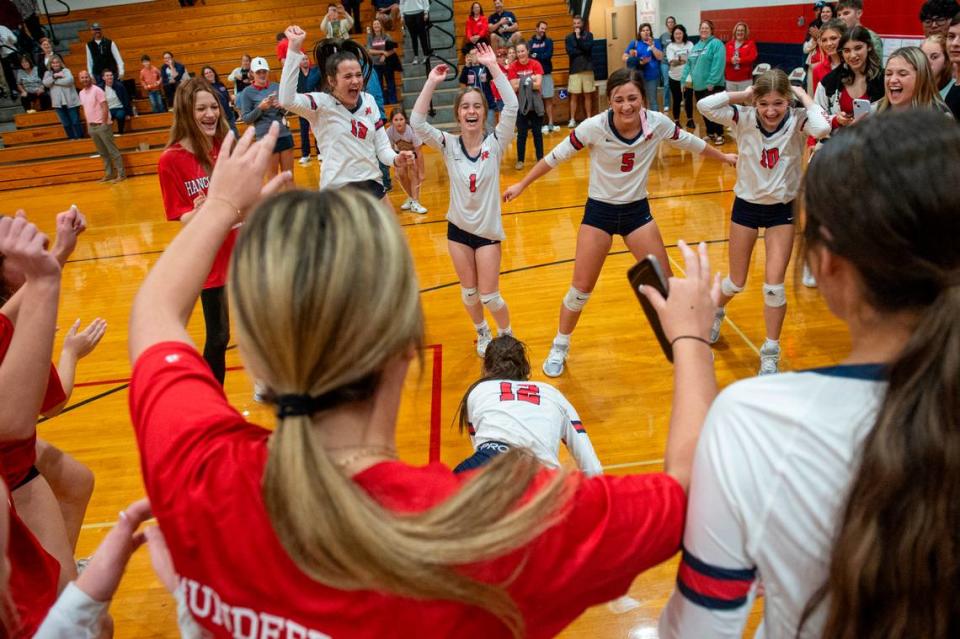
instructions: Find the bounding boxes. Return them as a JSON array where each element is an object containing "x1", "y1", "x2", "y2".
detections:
[{"x1": 327, "y1": 445, "x2": 398, "y2": 469}]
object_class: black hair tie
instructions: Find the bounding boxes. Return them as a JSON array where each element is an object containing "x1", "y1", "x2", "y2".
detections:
[{"x1": 273, "y1": 375, "x2": 380, "y2": 419}]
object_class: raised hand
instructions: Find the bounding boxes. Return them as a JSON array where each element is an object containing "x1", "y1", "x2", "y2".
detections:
[
  {"x1": 638, "y1": 240, "x2": 719, "y2": 343},
  {"x1": 206, "y1": 123, "x2": 292, "y2": 215},
  {"x1": 0, "y1": 214, "x2": 60, "y2": 281},
  {"x1": 51, "y1": 205, "x2": 87, "y2": 264},
  {"x1": 285, "y1": 25, "x2": 307, "y2": 52},
  {"x1": 474, "y1": 42, "x2": 498, "y2": 70},
  {"x1": 427, "y1": 63, "x2": 449, "y2": 84},
  {"x1": 62, "y1": 317, "x2": 108, "y2": 360}
]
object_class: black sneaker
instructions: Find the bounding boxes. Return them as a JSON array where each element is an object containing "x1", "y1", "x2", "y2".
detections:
[{"x1": 686, "y1": 119, "x2": 695, "y2": 130}]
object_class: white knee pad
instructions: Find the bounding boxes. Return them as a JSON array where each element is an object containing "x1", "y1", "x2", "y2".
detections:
[
  {"x1": 461, "y1": 286, "x2": 479, "y2": 306},
  {"x1": 562, "y1": 287, "x2": 591, "y2": 312},
  {"x1": 763, "y1": 283, "x2": 786, "y2": 307},
  {"x1": 480, "y1": 291, "x2": 505, "y2": 312},
  {"x1": 721, "y1": 276, "x2": 745, "y2": 297}
]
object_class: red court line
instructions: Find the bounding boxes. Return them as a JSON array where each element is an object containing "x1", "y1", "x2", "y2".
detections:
[{"x1": 427, "y1": 344, "x2": 443, "y2": 463}]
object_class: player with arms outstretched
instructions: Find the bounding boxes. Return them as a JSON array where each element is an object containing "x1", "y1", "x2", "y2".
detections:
[{"x1": 503, "y1": 67, "x2": 736, "y2": 377}]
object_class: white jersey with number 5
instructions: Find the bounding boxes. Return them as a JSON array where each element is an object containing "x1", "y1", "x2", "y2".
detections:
[
  {"x1": 466, "y1": 379, "x2": 603, "y2": 476},
  {"x1": 411, "y1": 73, "x2": 518, "y2": 241},
  {"x1": 545, "y1": 109, "x2": 707, "y2": 205},
  {"x1": 697, "y1": 91, "x2": 830, "y2": 204}
]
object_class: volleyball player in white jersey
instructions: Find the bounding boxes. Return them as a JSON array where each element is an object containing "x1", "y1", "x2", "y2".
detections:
[
  {"x1": 503, "y1": 67, "x2": 737, "y2": 377},
  {"x1": 278, "y1": 26, "x2": 413, "y2": 207},
  {"x1": 411, "y1": 43, "x2": 518, "y2": 357},
  {"x1": 454, "y1": 335, "x2": 603, "y2": 476},
  {"x1": 697, "y1": 70, "x2": 829, "y2": 375}
]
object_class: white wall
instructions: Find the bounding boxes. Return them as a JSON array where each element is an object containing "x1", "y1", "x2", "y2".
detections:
[
  {"x1": 659, "y1": 0, "x2": 700, "y2": 34},
  {"x1": 61, "y1": 0, "x2": 150, "y2": 12}
]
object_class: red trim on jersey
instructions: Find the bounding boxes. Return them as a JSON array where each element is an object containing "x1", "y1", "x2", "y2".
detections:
[
  {"x1": 676, "y1": 549, "x2": 756, "y2": 610},
  {"x1": 569, "y1": 131, "x2": 584, "y2": 150},
  {"x1": 731, "y1": 105, "x2": 740, "y2": 124},
  {"x1": 375, "y1": 119, "x2": 384, "y2": 130},
  {"x1": 572, "y1": 420, "x2": 586, "y2": 433},
  {"x1": 468, "y1": 423, "x2": 476, "y2": 436},
  {"x1": 671, "y1": 125, "x2": 681, "y2": 140},
  {"x1": 307, "y1": 94, "x2": 317, "y2": 110}
]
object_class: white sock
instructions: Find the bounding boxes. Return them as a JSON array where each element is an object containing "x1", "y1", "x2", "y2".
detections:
[
  {"x1": 554, "y1": 332, "x2": 571, "y2": 347},
  {"x1": 763, "y1": 338, "x2": 779, "y2": 350},
  {"x1": 499, "y1": 325, "x2": 512, "y2": 336},
  {"x1": 475, "y1": 320, "x2": 490, "y2": 334}
]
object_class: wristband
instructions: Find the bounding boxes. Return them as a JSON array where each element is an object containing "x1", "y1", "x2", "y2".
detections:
[{"x1": 670, "y1": 335, "x2": 711, "y2": 347}]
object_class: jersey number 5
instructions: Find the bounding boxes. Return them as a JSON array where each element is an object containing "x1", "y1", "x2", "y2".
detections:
[
  {"x1": 760, "y1": 148, "x2": 780, "y2": 169},
  {"x1": 351, "y1": 119, "x2": 369, "y2": 140},
  {"x1": 499, "y1": 382, "x2": 541, "y2": 406},
  {"x1": 620, "y1": 152, "x2": 636, "y2": 172},
  {"x1": 469, "y1": 173, "x2": 478, "y2": 193}
]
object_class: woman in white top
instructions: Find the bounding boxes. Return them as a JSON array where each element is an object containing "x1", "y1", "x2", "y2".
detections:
[
  {"x1": 697, "y1": 70, "x2": 829, "y2": 374},
  {"x1": 279, "y1": 26, "x2": 413, "y2": 207},
  {"x1": 666, "y1": 24, "x2": 695, "y2": 128},
  {"x1": 411, "y1": 43, "x2": 518, "y2": 357},
  {"x1": 652, "y1": 110, "x2": 960, "y2": 639},
  {"x1": 455, "y1": 334, "x2": 603, "y2": 476},
  {"x1": 503, "y1": 67, "x2": 736, "y2": 377}
]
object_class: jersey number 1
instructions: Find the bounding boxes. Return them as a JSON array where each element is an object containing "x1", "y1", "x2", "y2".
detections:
[
  {"x1": 469, "y1": 173, "x2": 478, "y2": 193},
  {"x1": 499, "y1": 382, "x2": 541, "y2": 406},
  {"x1": 760, "y1": 148, "x2": 780, "y2": 169},
  {"x1": 351, "y1": 119, "x2": 369, "y2": 140},
  {"x1": 620, "y1": 152, "x2": 636, "y2": 172}
]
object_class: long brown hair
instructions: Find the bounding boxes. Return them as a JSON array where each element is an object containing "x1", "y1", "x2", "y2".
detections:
[
  {"x1": 798, "y1": 110, "x2": 960, "y2": 638},
  {"x1": 457, "y1": 335, "x2": 531, "y2": 434},
  {"x1": 230, "y1": 189, "x2": 573, "y2": 637},
  {"x1": 166, "y1": 78, "x2": 228, "y2": 173}
]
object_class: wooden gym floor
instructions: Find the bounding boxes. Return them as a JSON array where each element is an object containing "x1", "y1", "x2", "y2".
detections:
[{"x1": 13, "y1": 127, "x2": 847, "y2": 637}]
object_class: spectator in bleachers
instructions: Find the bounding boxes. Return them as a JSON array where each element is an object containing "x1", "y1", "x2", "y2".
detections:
[
  {"x1": 876, "y1": 46, "x2": 951, "y2": 114},
  {"x1": 373, "y1": 0, "x2": 399, "y2": 31},
  {"x1": 658, "y1": 16, "x2": 675, "y2": 113},
  {"x1": 803, "y1": 2, "x2": 835, "y2": 72},
  {"x1": 238, "y1": 56, "x2": 295, "y2": 183},
  {"x1": 368, "y1": 18, "x2": 400, "y2": 103},
  {"x1": 814, "y1": 26, "x2": 884, "y2": 131},
  {"x1": 15, "y1": 55, "x2": 48, "y2": 111},
  {"x1": 922, "y1": 35, "x2": 952, "y2": 95},
  {"x1": 35, "y1": 35, "x2": 53, "y2": 74},
  {"x1": 228, "y1": 53, "x2": 253, "y2": 97},
  {"x1": 725, "y1": 21, "x2": 757, "y2": 92},
  {"x1": 0, "y1": 24, "x2": 16, "y2": 99},
  {"x1": 343, "y1": 0, "x2": 362, "y2": 34},
  {"x1": 682, "y1": 20, "x2": 726, "y2": 144},
  {"x1": 140, "y1": 54, "x2": 164, "y2": 113},
  {"x1": 160, "y1": 51, "x2": 186, "y2": 111},
  {"x1": 43, "y1": 54, "x2": 83, "y2": 139},
  {"x1": 99, "y1": 69, "x2": 131, "y2": 134},
  {"x1": 78, "y1": 70, "x2": 125, "y2": 182},
  {"x1": 666, "y1": 24, "x2": 694, "y2": 128},
  {"x1": 945, "y1": 15, "x2": 960, "y2": 119},
  {"x1": 528, "y1": 20, "x2": 556, "y2": 132},
  {"x1": 508, "y1": 40, "x2": 544, "y2": 170},
  {"x1": 401, "y1": 0, "x2": 432, "y2": 65},
  {"x1": 919, "y1": 0, "x2": 957, "y2": 37},
  {"x1": 13, "y1": 0, "x2": 43, "y2": 44},
  {"x1": 488, "y1": 0, "x2": 521, "y2": 50},
  {"x1": 85, "y1": 22, "x2": 124, "y2": 84},
  {"x1": 623, "y1": 22, "x2": 663, "y2": 112},
  {"x1": 321, "y1": 3, "x2": 354, "y2": 40},
  {"x1": 276, "y1": 32, "x2": 289, "y2": 65},
  {"x1": 464, "y1": 2, "x2": 490, "y2": 54},
  {"x1": 294, "y1": 53, "x2": 320, "y2": 165},
  {"x1": 202, "y1": 65, "x2": 239, "y2": 136},
  {"x1": 459, "y1": 44, "x2": 501, "y2": 132},
  {"x1": 837, "y1": 0, "x2": 883, "y2": 58},
  {"x1": 565, "y1": 15, "x2": 595, "y2": 127},
  {"x1": 812, "y1": 19, "x2": 846, "y2": 91}
]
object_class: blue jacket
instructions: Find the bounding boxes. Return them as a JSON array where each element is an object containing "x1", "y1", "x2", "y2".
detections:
[
  {"x1": 366, "y1": 66, "x2": 386, "y2": 119},
  {"x1": 160, "y1": 61, "x2": 187, "y2": 87},
  {"x1": 98, "y1": 78, "x2": 132, "y2": 113},
  {"x1": 527, "y1": 35, "x2": 553, "y2": 74}
]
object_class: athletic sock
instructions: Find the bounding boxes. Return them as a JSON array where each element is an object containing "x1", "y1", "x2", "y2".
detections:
[
  {"x1": 499, "y1": 325, "x2": 512, "y2": 336},
  {"x1": 762, "y1": 338, "x2": 780, "y2": 351},
  {"x1": 475, "y1": 320, "x2": 490, "y2": 334},
  {"x1": 554, "y1": 332, "x2": 571, "y2": 347}
]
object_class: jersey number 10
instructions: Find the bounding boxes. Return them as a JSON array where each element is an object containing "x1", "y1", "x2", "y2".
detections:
[
  {"x1": 350, "y1": 119, "x2": 369, "y2": 140},
  {"x1": 499, "y1": 382, "x2": 541, "y2": 405},
  {"x1": 759, "y1": 148, "x2": 780, "y2": 169}
]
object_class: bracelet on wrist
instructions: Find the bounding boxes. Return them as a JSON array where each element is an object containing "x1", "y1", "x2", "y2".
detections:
[
  {"x1": 204, "y1": 196, "x2": 243, "y2": 223},
  {"x1": 670, "y1": 335, "x2": 711, "y2": 348}
]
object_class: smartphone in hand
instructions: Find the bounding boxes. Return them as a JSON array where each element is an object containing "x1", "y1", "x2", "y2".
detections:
[
  {"x1": 627, "y1": 255, "x2": 673, "y2": 362},
  {"x1": 853, "y1": 98, "x2": 871, "y2": 121}
]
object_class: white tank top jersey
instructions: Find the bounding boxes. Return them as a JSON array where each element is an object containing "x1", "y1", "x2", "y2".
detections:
[
  {"x1": 657, "y1": 364, "x2": 886, "y2": 639},
  {"x1": 279, "y1": 50, "x2": 398, "y2": 190},
  {"x1": 466, "y1": 379, "x2": 603, "y2": 476},
  {"x1": 545, "y1": 109, "x2": 707, "y2": 205},
  {"x1": 410, "y1": 73, "x2": 517, "y2": 241},
  {"x1": 697, "y1": 92, "x2": 830, "y2": 205}
]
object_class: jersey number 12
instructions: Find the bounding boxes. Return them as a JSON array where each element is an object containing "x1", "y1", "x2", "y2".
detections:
[{"x1": 499, "y1": 382, "x2": 541, "y2": 405}]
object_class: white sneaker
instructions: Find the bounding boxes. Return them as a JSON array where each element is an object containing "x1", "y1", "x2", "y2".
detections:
[
  {"x1": 411, "y1": 57, "x2": 419, "y2": 64},
  {"x1": 514, "y1": 160, "x2": 524, "y2": 170},
  {"x1": 567, "y1": 118, "x2": 576, "y2": 128},
  {"x1": 758, "y1": 342, "x2": 781, "y2": 376},
  {"x1": 541, "y1": 124, "x2": 550, "y2": 134},
  {"x1": 802, "y1": 264, "x2": 817, "y2": 288},
  {"x1": 298, "y1": 156, "x2": 310, "y2": 166},
  {"x1": 400, "y1": 197, "x2": 413, "y2": 210},
  {"x1": 409, "y1": 201, "x2": 428, "y2": 214},
  {"x1": 551, "y1": 124, "x2": 560, "y2": 132},
  {"x1": 709, "y1": 308, "x2": 725, "y2": 344},
  {"x1": 542, "y1": 342, "x2": 569, "y2": 377},
  {"x1": 476, "y1": 328, "x2": 493, "y2": 357}
]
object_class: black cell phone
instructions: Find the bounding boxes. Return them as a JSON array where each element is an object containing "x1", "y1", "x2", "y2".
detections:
[{"x1": 627, "y1": 255, "x2": 672, "y2": 362}]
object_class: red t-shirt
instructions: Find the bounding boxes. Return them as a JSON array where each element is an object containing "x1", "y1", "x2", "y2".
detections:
[
  {"x1": 277, "y1": 39, "x2": 289, "y2": 64},
  {"x1": 507, "y1": 59, "x2": 544, "y2": 82},
  {"x1": 465, "y1": 14, "x2": 490, "y2": 41},
  {"x1": 130, "y1": 341, "x2": 686, "y2": 639},
  {"x1": 7, "y1": 496, "x2": 61, "y2": 638},
  {"x1": 0, "y1": 313, "x2": 67, "y2": 489},
  {"x1": 157, "y1": 143, "x2": 238, "y2": 290}
]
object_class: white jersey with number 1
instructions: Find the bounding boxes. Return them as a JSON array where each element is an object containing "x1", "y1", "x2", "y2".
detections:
[
  {"x1": 545, "y1": 109, "x2": 707, "y2": 205},
  {"x1": 466, "y1": 379, "x2": 603, "y2": 476},
  {"x1": 411, "y1": 72, "x2": 518, "y2": 241}
]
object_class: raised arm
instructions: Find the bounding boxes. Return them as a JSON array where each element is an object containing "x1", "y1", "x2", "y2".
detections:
[
  {"x1": 129, "y1": 125, "x2": 290, "y2": 362},
  {"x1": 410, "y1": 63, "x2": 449, "y2": 150},
  {"x1": 696, "y1": 89, "x2": 741, "y2": 128},
  {"x1": 278, "y1": 25, "x2": 327, "y2": 119},
  {"x1": 793, "y1": 85, "x2": 830, "y2": 139}
]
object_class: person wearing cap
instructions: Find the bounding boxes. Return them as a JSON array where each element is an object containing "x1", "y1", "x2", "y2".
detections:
[
  {"x1": 237, "y1": 56, "x2": 295, "y2": 184},
  {"x1": 86, "y1": 22, "x2": 124, "y2": 84},
  {"x1": 160, "y1": 51, "x2": 187, "y2": 109}
]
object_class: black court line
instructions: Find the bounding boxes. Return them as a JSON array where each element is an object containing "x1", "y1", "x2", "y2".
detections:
[
  {"x1": 399, "y1": 187, "x2": 733, "y2": 229},
  {"x1": 39, "y1": 383, "x2": 130, "y2": 423},
  {"x1": 66, "y1": 249, "x2": 164, "y2": 265}
]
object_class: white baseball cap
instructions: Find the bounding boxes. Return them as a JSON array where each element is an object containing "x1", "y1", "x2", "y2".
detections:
[{"x1": 250, "y1": 57, "x2": 270, "y2": 72}]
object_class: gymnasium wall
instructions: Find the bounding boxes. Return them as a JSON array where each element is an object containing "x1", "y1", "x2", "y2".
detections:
[{"x1": 60, "y1": 0, "x2": 146, "y2": 10}]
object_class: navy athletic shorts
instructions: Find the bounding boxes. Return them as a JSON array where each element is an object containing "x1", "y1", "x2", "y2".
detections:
[
  {"x1": 731, "y1": 197, "x2": 794, "y2": 229},
  {"x1": 348, "y1": 179, "x2": 387, "y2": 200},
  {"x1": 453, "y1": 440, "x2": 511, "y2": 473},
  {"x1": 582, "y1": 198, "x2": 653, "y2": 236},
  {"x1": 447, "y1": 221, "x2": 501, "y2": 249}
]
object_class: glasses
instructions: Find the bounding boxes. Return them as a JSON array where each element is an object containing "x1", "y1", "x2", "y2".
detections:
[{"x1": 922, "y1": 18, "x2": 949, "y2": 27}]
